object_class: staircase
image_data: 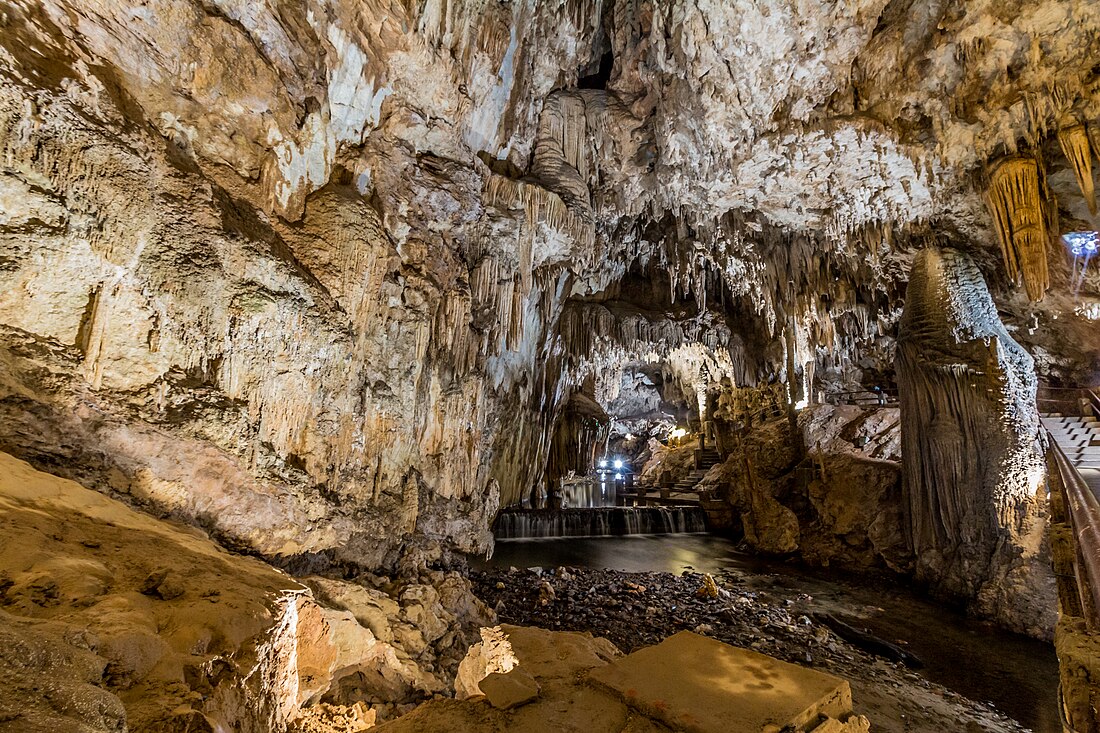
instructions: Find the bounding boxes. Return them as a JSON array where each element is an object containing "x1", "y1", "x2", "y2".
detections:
[
  {"x1": 622, "y1": 447, "x2": 725, "y2": 507},
  {"x1": 696, "y1": 447, "x2": 721, "y2": 469},
  {"x1": 668, "y1": 470, "x2": 708, "y2": 496},
  {"x1": 666, "y1": 448, "x2": 723, "y2": 496},
  {"x1": 1041, "y1": 411, "x2": 1100, "y2": 512}
]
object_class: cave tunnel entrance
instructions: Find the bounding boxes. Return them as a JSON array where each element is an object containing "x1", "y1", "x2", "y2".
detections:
[
  {"x1": 539, "y1": 362, "x2": 699, "y2": 514},
  {"x1": 578, "y1": 49, "x2": 614, "y2": 90}
]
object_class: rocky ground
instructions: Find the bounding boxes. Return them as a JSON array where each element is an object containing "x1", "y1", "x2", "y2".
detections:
[
  {"x1": 471, "y1": 566, "x2": 1033, "y2": 733},
  {"x1": 0, "y1": 451, "x2": 492, "y2": 733}
]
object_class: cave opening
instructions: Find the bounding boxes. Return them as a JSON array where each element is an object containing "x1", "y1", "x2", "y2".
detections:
[{"x1": 578, "y1": 49, "x2": 614, "y2": 90}]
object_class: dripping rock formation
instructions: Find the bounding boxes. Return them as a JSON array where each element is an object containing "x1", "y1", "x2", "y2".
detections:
[{"x1": 897, "y1": 248, "x2": 1055, "y2": 637}]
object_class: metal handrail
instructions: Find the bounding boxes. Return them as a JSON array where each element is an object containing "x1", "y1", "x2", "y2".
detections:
[
  {"x1": 1047, "y1": 433, "x2": 1100, "y2": 631},
  {"x1": 1086, "y1": 387, "x2": 1100, "y2": 418},
  {"x1": 824, "y1": 389, "x2": 897, "y2": 406}
]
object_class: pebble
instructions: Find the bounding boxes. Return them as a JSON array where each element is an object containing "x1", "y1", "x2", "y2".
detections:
[{"x1": 469, "y1": 566, "x2": 1030, "y2": 733}]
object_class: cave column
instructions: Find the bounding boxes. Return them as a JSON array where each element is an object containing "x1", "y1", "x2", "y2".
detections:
[{"x1": 895, "y1": 247, "x2": 1054, "y2": 636}]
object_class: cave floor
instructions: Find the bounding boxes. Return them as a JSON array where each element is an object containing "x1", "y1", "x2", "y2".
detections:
[{"x1": 471, "y1": 535, "x2": 1059, "y2": 733}]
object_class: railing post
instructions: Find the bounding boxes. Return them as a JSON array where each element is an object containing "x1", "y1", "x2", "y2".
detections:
[{"x1": 1048, "y1": 437, "x2": 1100, "y2": 631}]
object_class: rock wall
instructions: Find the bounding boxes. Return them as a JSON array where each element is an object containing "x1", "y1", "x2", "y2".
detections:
[
  {"x1": 2, "y1": 0, "x2": 1099, "y2": 603},
  {"x1": 0, "y1": 1, "x2": 604, "y2": 563},
  {"x1": 896, "y1": 247, "x2": 1055, "y2": 637},
  {"x1": 797, "y1": 404, "x2": 910, "y2": 572},
  {"x1": 691, "y1": 391, "x2": 909, "y2": 569}
]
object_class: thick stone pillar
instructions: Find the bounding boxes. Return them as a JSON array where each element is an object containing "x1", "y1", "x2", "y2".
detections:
[{"x1": 896, "y1": 247, "x2": 1055, "y2": 637}]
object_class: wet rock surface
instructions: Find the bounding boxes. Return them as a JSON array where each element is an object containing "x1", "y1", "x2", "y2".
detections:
[{"x1": 471, "y1": 566, "x2": 1034, "y2": 733}]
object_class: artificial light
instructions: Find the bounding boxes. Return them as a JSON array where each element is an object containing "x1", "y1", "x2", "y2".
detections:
[
  {"x1": 613, "y1": 459, "x2": 623, "y2": 469},
  {"x1": 1064, "y1": 231, "x2": 1100, "y2": 295},
  {"x1": 1063, "y1": 231, "x2": 1100, "y2": 256}
]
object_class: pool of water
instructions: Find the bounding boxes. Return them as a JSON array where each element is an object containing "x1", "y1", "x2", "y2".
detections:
[{"x1": 476, "y1": 534, "x2": 1060, "y2": 733}]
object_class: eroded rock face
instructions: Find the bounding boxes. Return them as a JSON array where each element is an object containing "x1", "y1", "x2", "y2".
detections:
[
  {"x1": 896, "y1": 248, "x2": 1056, "y2": 637},
  {"x1": 0, "y1": 451, "x2": 492, "y2": 732},
  {"x1": 687, "y1": 390, "x2": 908, "y2": 569},
  {"x1": 798, "y1": 404, "x2": 910, "y2": 572}
]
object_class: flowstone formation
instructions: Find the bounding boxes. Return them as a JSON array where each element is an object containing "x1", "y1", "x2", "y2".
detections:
[{"x1": 896, "y1": 248, "x2": 1055, "y2": 637}]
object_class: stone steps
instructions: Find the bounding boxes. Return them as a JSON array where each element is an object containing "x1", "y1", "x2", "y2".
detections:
[
  {"x1": 1042, "y1": 413, "x2": 1100, "y2": 469},
  {"x1": 635, "y1": 450, "x2": 725, "y2": 504}
]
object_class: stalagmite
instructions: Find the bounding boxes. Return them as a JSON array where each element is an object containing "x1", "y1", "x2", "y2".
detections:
[{"x1": 896, "y1": 247, "x2": 1053, "y2": 636}]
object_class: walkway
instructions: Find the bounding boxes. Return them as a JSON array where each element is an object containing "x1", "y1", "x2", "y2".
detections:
[{"x1": 1041, "y1": 413, "x2": 1100, "y2": 500}]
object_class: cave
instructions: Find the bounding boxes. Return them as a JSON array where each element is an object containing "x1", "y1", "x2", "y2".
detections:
[{"x1": 2, "y1": 2, "x2": 1100, "y2": 733}]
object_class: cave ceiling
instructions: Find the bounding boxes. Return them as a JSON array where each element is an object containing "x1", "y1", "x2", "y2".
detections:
[{"x1": 2, "y1": 0, "x2": 1100, "y2": 553}]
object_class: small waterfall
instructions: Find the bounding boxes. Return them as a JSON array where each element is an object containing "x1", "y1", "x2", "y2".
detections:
[{"x1": 494, "y1": 507, "x2": 707, "y2": 539}]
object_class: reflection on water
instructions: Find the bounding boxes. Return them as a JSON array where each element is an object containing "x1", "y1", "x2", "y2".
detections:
[
  {"x1": 560, "y1": 478, "x2": 618, "y2": 508},
  {"x1": 476, "y1": 534, "x2": 1059, "y2": 733},
  {"x1": 482, "y1": 533, "x2": 743, "y2": 572}
]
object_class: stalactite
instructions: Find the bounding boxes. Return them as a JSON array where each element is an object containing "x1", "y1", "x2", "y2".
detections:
[
  {"x1": 431, "y1": 291, "x2": 478, "y2": 377},
  {"x1": 985, "y1": 156, "x2": 1050, "y2": 302},
  {"x1": 1058, "y1": 124, "x2": 1096, "y2": 215},
  {"x1": 483, "y1": 174, "x2": 596, "y2": 262},
  {"x1": 1088, "y1": 124, "x2": 1100, "y2": 173},
  {"x1": 507, "y1": 277, "x2": 524, "y2": 350}
]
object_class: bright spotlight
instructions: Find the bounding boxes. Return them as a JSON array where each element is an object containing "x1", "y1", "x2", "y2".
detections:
[
  {"x1": 613, "y1": 459, "x2": 623, "y2": 470},
  {"x1": 1064, "y1": 231, "x2": 1100, "y2": 256},
  {"x1": 598, "y1": 459, "x2": 607, "y2": 468},
  {"x1": 614, "y1": 473, "x2": 622, "y2": 480}
]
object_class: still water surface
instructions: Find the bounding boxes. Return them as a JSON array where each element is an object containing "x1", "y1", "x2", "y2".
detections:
[{"x1": 478, "y1": 533, "x2": 1060, "y2": 733}]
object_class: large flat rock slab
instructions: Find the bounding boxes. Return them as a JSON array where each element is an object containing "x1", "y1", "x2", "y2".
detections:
[
  {"x1": 588, "y1": 631, "x2": 853, "y2": 733},
  {"x1": 377, "y1": 626, "x2": 867, "y2": 733}
]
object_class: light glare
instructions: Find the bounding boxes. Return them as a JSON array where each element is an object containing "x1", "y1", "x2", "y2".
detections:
[{"x1": 1063, "y1": 231, "x2": 1100, "y2": 257}]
